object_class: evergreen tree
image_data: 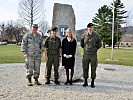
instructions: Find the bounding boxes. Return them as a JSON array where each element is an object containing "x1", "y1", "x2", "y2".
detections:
[
  {"x1": 92, "y1": 5, "x2": 112, "y2": 48},
  {"x1": 111, "y1": 0, "x2": 127, "y2": 48}
]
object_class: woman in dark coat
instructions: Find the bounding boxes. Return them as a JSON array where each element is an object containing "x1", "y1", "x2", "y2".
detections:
[{"x1": 62, "y1": 28, "x2": 77, "y2": 85}]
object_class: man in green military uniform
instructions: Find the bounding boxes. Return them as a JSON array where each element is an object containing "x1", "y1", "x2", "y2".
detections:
[
  {"x1": 21, "y1": 24, "x2": 43, "y2": 86},
  {"x1": 81, "y1": 23, "x2": 101, "y2": 88},
  {"x1": 44, "y1": 27, "x2": 61, "y2": 85}
]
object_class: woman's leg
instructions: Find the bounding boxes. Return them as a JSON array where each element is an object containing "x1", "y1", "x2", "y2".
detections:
[
  {"x1": 70, "y1": 68, "x2": 74, "y2": 85},
  {"x1": 65, "y1": 68, "x2": 69, "y2": 85}
]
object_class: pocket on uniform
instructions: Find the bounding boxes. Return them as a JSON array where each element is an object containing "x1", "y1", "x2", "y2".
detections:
[
  {"x1": 25, "y1": 58, "x2": 29, "y2": 69},
  {"x1": 28, "y1": 38, "x2": 33, "y2": 43}
]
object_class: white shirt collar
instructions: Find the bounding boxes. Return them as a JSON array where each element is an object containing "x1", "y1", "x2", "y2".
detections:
[{"x1": 67, "y1": 37, "x2": 71, "y2": 42}]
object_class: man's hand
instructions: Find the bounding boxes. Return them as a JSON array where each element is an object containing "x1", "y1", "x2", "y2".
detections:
[
  {"x1": 24, "y1": 54, "x2": 28, "y2": 59},
  {"x1": 44, "y1": 48, "x2": 48, "y2": 62},
  {"x1": 45, "y1": 56, "x2": 48, "y2": 62},
  {"x1": 59, "y1": 56, "x2": 61, "y2": 62},
  {"x1": 41, "y1": 54, "x2": 43, "y2": 58}
]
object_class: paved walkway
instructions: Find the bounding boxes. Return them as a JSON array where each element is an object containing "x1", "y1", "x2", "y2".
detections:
[{"x1": 0, "y1": 63, "x2": 133, "y2": 100}]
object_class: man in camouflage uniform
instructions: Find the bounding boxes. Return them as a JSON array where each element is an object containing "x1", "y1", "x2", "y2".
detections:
[
  {"x1": 44, "y1": 27, "x2": 61, "y2": 85},
  {"x1": 21, "y1": 24, "x2": 43, "y2": 86},
  {"x1": 81, "y1": 23, "x2": 101, "y2": 88}
]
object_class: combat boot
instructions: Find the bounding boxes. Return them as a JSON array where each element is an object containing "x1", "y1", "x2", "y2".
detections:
[
  {"x1": 27, "y1": 78, "x2": 33, "y2": 86},
  {"x1": 45, "y1": 78, "x2": 50, "y2": 84},
  {"x1": 91, "y1": 78, "x2": 95, "y2": 88},
  {"x1": 34, "y1": 78, "x2": 41, "y2": 85},
  {"x1": 83, "y1": 78, "x2": 88, "y2": 87},
  {"x1": 54, "y1": 79, "x2": 60, "y2": 85}
]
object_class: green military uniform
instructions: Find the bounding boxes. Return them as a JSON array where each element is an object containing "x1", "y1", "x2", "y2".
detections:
[
  {"x1": 81, "y1": 32, "x2": 101, "y2": 79},
  {"x1": 44, "y1": 36, "x2": 61, "y2": 79},
  {"x1": 21, "y1": 32, "x2": 43, "y2": 79}
]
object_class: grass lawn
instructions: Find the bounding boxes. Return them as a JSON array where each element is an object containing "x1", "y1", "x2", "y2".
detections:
[
  {"x1": 0, "y1": 44, "x2": 45, "y2": 63},
  {"x1": 0, "y1": 45, "x2": 133, "y2": 66},
  {"x1": 78, "y1": 46, "x2": 133, "y2": 66}
]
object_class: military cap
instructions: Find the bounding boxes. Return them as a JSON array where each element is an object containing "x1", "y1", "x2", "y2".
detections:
[
  {"x1": 51, "y1": 27, "x2": 58, "y2": 31},
  {"x1": 87, "y1": 23, "x2": 93, "y2": 28},
  {"x1": 47, "y1": 30, "x2": 51, "y2": 33},
  {"x1": 33, "y1": 24, "x2": 38, "y2": 28}
]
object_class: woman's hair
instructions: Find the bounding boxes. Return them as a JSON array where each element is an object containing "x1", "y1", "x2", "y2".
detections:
[{"x1": 65, "y1": 28, "x2": 75, "y2": 41}]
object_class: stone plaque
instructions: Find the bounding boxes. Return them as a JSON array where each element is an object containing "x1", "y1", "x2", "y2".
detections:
[{"x1": 59, "y1": 25, "x2": 68, "y2": 37}]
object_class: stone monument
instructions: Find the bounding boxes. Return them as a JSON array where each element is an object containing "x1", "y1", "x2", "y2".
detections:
[
  {"x1": 51, "y1": 3, "x2": 83, "y2": 82},
  {"x1": 52, "y1": 3, "x2": 75, "y2": 39}
]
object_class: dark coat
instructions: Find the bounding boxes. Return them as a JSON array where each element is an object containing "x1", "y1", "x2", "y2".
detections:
[{"x1": 62, "y1": 38, "x2": 77, "y2": 69}]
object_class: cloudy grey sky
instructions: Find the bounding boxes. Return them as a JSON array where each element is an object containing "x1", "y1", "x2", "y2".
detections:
[{"x1": 0, "y1": 0, "x2": 133, "y2": 30}]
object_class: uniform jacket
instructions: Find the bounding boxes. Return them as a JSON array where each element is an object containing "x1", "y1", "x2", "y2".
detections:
[
  {"x1": 21, "y1": 32, "x2": 43, "y2": 57},
  {"x1": 81, "y1": 32, "x2": 101, "y2": 55},
  {"x1": 44, "y1": 36, "x2": 61, "y2": 55}
]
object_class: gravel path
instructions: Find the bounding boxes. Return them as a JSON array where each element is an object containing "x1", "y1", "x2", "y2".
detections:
[{"x1": 0, "y1": 63, "x2": 133, "y2": 100}]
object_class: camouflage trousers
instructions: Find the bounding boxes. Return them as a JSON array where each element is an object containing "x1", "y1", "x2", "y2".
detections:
[
  {"x1": 82, "y1": 54, "x2": 98, "y2": 79},
  {"x1": 25, "y1": 56, "x2": 41, "y2": 79}
]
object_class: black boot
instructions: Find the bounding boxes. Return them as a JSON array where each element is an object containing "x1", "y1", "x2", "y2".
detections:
[
  {"x1": 27, "y1": 78, "x2": 33, "y2": 86},
  {"x1": 54, "y1": 79, "x2": 60, "y2": 85},
  {"x1": 45, "y1": 78, "x2": 50, "y2": 84},
  {"x1": 83, "y1": 78, "x2": 88, "y2": 87},
  {"x1": 34, "y1": 78, "x2": 41, "y2": 85},
  {"x1": 91, "y1": 78, "x2": 95, "y2": 88}
]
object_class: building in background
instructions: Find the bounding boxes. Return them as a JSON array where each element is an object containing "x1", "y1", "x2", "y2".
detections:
[{"x1": 119, "y1": 34, "x2": 133, "y2": 47}]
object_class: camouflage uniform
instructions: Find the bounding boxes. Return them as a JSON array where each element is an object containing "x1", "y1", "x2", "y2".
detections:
[
  {"x1": 21, "y1": 32, "x2": 43, "y2": 79},
  {"x1": 81, "y1": 32, "x2": 101, "y2": 79},
  {"x1": 44, "y1": 36, "x2": 61, "y2": 79}
]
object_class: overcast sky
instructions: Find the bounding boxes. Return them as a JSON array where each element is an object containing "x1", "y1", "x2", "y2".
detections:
[{"x1": 0, "y1": 0, "x2": 133, "y2": 30}]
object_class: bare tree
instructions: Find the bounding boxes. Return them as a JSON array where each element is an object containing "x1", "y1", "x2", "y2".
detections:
[
  {"x1": 0, "y1": 23, "x2": 5, "y2": 35},
  {"x1": 5, "y1": 21, "x2": 28, "y2": 44},
  {"x1": 19, "y1": 0, "x2": 45, "y2": 29},
  {"x1": 39, "y1": 21, "x2": 50, "y2": 36},
  {"x1": 0, "y1": 23, "x2": 5, "y2": 41}
]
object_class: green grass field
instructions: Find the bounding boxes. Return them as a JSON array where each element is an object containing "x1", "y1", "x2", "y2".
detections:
[
  {"x1": 79, "y1": 46, "x2": 133, "y2": 66},
  {"x1": 0, "y1": 45, "x2": 45, "y2": 63},
  {"x1": 0, "y1": 45, "x2": 133, "y2": 66}
]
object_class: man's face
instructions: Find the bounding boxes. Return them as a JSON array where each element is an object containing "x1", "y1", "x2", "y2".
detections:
[
  {"x1": 87, "y1": 26, "x2": 93, "y2": 33},
  {"x1": 32, "y1": 26, "x2": 38, "y2": 33},
  {"x1": 51, "y1": 30, "x2": 57, "y2": 37}
]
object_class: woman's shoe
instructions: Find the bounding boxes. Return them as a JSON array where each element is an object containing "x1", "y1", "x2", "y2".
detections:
[
  {"x1": 64, "y1": 80, "x2": 70, "y2": 85},
  {"x1": 69, "y1": 79, "x2": 73, "y2": 85}
]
